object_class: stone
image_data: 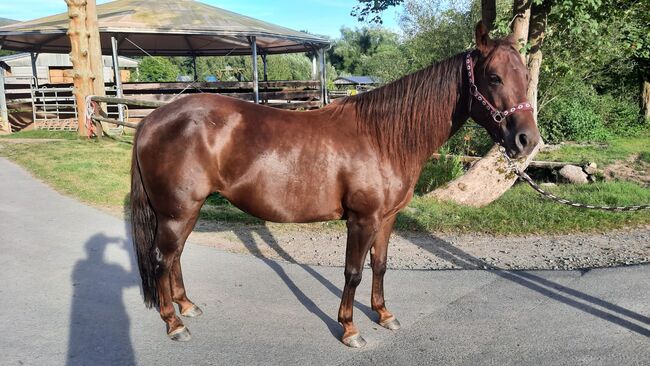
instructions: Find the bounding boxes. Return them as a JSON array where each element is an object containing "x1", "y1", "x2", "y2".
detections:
[
  {"x1": 584, "y1": 162, "x2": 599, "y2": 175},
  {"x1": 540, "y1": 182, "x2": 557, "y2": 188},
  {"x1": 559, "y1": 165, "x2": 589, "y2": 184}
]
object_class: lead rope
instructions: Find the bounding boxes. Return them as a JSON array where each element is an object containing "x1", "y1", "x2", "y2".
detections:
[{"x1": 498, "y1": 146, "x2": 650, "y2": 212}]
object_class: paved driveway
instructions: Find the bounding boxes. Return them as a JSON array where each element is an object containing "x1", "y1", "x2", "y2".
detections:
[{"x1": 1, "y1": 157, "x2": 648, "y2": 365}]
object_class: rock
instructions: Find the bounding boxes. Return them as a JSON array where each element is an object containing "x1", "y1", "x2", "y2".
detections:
[
  {"x1": 540, "y1": 182, "x2": 557, "y2": 188},
  {"x1": 584, "y1": 162, "x2": 598, "y2": 175},
  {"x1": 559, "y1": 165, "x2": 589, "y2": 184}
]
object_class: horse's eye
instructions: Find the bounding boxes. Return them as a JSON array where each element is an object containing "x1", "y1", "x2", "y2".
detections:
[{"x1": 488, "y1": 74, "x2": 502, "y2": 85}]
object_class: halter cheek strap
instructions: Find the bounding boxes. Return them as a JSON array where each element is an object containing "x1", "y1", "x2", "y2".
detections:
[{"x1": 465, "y1": 52, "x2": 533, "y2": 124}]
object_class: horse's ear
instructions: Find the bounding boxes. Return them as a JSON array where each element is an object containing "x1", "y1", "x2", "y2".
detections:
[{"x1": 475, "y1": 21, "x2": 493, "y2": 55}]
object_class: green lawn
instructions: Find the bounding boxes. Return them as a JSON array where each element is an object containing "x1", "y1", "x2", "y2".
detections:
[
  {"x1": 1, "y1": 130, "x2": 648, "y2": 234},
  {"x1": 536, "y1": 132, "x2": 650, "y2": 166}
]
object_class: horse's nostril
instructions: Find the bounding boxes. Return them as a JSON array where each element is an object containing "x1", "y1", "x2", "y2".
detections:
[{"x1": 516, "y1": 133, "x2": 529, "y2": 150}]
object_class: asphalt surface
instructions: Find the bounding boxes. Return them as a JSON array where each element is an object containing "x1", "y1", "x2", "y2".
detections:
[{"x1": 1, "y1": 157, "x2": 649, "y2": 366}]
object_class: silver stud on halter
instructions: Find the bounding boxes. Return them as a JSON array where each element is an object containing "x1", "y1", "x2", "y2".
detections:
[{"x1": 465, "y1": 52, "x2": 533, "y2": 124}]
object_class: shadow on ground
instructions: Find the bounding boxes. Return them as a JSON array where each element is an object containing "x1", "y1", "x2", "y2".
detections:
[
  {"x1": 66, "y1": 232, "x2": 138, "y2": 365},
  {"x1": 194, "y1": 216, "x2": 650, "y2": 339}
]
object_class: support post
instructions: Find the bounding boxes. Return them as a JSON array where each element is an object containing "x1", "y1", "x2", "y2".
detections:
[
  {"x1": 0, "y1": 68, "x2": 10, "y2": 134},
  {"x1": 311, "y1": 54, "x2": 318, "y2": 80},
  {"x1": 192, "y1": 55, "x2": 198, "y2": 81},
  {"x1": 30, "y1": 53, "x2": 39, "y2": 88},
  {"x1": 250, "y1": 36, "x2": 259, "y2": 104},
  {"x1": 111, "y1": 36, "x2": 125, "y2": 122},
  {"x1": 261, "y1": 54, "x2": 268, "y2": 82},
  {"x1": 318, "y1": 48, "x2": 327, "y2": 105}
]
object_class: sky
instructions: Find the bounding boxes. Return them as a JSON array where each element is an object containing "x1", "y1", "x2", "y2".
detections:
[{"x1": 0, "y1": 0, "x2": 403, "y2": 39}]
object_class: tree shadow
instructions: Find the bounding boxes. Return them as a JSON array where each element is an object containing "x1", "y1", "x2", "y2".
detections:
[
  {"x1": 396, "y1": 214, "x2": 650, "y2": 337},
  {"x1": 195, "y1": 222, "x2": 377, "y2": 338},
  {"x1": 66, "y1": 233, "x2": 138, "y2": 365}
]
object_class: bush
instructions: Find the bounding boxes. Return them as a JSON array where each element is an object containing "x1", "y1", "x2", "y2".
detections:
[
  {"x1": 443, "y1": 124, "x2": 494, "y2": 156},
  {"x1": 538, "y1": 80, "x2": 611, "y2": 143},
  {"x1": 596, "y1": 94, "x2": 648, "y2": 136},
  {"x1": 415, "y1": 148, "x2": 464, "y2": 194}
]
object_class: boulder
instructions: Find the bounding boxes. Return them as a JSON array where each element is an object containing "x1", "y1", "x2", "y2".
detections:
[
  {"x1": 583, "y1": 162, "x2": 599, "y2": 175},
  {"x1": 559, "y1": 165, "x2": 589, "y2": 184}
]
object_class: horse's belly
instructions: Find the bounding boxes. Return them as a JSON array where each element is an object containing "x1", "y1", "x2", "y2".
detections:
[{"x1": 224, "y1": 185, "x2": 343, "y2": 223}]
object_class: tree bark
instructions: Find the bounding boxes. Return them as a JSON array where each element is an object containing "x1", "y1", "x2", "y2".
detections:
[
  {"x1": 66, "y1": 0, "x2": 104, "y2": 137},
  {"x1": 86, "y1": 0, "x2": 106, "y2": 136},
  {"x1": 641, "y1": 80, "x2": 650, "y2": 119},
  {"x1": 511, "y1": 0, "x2": 532, "y2": 57},
  {"x1": 526, "y1": 0, "x2": 550, "y2": 120},
  {"x1": 481, "y1": 0, "x2": 497, "y2": 30},
  {"x1": 427, "y1": 0, "x2": 549, "y2": 207}
]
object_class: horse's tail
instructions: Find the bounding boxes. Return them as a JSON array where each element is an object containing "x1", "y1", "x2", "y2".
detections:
[{"x1": 130, "y1": 136, "x2": 159, "y2": 308}]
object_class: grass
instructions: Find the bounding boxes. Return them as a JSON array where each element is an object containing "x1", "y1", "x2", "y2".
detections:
[
  {"x1": 0, "y1": 133, "x2": 648, "y2": 234},
  {"x1": 536, "y1": 132, "x2": 650, "y2": 166},
  {"x1": 0, "y1": 130, "x2": 79, "y2": 140}
]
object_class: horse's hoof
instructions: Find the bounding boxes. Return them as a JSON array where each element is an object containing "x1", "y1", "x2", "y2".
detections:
[
  {"x1": 181, "y1": 305, "x2": 203, "y2": 318},
  {"x1": 380, "y1": 317, "x2": 401, "y2": 330},
  {"x1": 342, "y1": 334, "x2": 367, "y2": 348},
  {"x1": 168, "y1": 326, "x2": 192, "y2": 342}
]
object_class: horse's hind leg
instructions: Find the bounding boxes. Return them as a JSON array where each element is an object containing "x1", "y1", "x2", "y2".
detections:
[
  {"x1": 155, "y1": 209, "x2": 201, "y2": 341},
  {"x1": 171, "y1": 256, "x2": 203, "y2": 318},
  {"x1": 370, "y1": 216, "x2": 400, "y2": 330}
]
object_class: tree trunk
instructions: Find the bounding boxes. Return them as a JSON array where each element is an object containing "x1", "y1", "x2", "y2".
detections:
[
  {"x1": 481, "y1": 0, "x2": 497, "y2": 30},
  {"x1": 66, "y1": 0, "x2": 104, "y2": 137},
  {"x1": 511, "y1": 0, "x2": 532, "y2": 57},
  {"x1": 641, "y1": 80, "x2": 650, "y2": 119},
  {"x1": 526, "y1": 0, "x2": 550, "y2": 120},
  {"x1": 86, "y1": 0, "x2": 106, "y2": 137},
  {"x1": 427, "y1": 0, "x2": 549, "y2": 207}
]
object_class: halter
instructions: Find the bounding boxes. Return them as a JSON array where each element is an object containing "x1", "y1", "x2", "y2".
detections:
[{"x1": 465, "y1": 52, "x2": 533, "y2": 124}]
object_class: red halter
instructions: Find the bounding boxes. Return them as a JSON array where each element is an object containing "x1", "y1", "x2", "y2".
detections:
[{"x1": 465, "y1": 52, "x2": 533, "y2": 124}]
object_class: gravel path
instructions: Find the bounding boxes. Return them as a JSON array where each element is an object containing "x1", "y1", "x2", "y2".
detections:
[{"x1": 189, "y1": 222, "x2": 650, "y2": 270}]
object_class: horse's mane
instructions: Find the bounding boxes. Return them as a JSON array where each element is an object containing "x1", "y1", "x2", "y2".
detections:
[{"x1": 341, "y1": 52, "x2": 466, "y2": 169}]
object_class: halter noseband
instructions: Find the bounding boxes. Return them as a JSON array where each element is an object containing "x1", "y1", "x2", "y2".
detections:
[{"x1": 465, "y1": 52, "x2": 533, "y2": 124}]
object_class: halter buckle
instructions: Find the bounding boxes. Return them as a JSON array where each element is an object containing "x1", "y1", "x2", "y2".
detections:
[
  {"x1": 492, "y1": 111, "x2": 505, "y2": 123},
  {"x1": 469, "y1": 84, "x2": 478, "y2": 96}
]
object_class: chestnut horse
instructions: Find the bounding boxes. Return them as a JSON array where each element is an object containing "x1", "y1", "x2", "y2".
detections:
[{"x1": 130, "y1": 23, "x2": 540, "y2": 347}]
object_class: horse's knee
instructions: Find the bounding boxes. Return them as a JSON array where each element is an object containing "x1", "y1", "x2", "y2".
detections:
[{"x1": 345, "y1": 269, "x2": 363, "y2": 288}]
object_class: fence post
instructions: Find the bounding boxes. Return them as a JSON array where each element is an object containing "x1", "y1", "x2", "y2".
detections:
[
  {"x1": 0, "y1": 68, "x2": 9, "y2": 134},
  {"x1": 111, "y1": 36, "x2": 125, "y2": 123},
  {"x1": 249, "y1": 36, "x2": 259, "y2": 104}
]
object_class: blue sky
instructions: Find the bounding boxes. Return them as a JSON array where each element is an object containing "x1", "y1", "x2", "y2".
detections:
[{"x1": 0, "y1": 0, "x2": 403, "y2": 39}]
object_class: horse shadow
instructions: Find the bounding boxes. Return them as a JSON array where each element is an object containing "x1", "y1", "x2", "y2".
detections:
[
  {"x1": 395, "y1": 214, "x2": 650, "y2": 337},
  {"x1": 66, "y1": 232, "x2": 139, "y2": 366},
  {"x1": 193, "y1": 222, "x2": 378, "y2": 338}
]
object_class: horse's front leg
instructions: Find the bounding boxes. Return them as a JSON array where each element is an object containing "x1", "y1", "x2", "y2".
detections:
[
  {"x1": 370, "y1": 215, "x2": 401, "y2": 330},
  {"x1": 338, "y1": 213, "x2": 380, "y2": 348}
]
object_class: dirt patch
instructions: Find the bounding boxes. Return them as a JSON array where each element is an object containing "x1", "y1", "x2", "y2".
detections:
[
  {"x1": 604, "y1": 154, "x2": 650, "y2": 187},
  {"x1": 189, "y1": 221, "x2": 650, "y2": 270}
]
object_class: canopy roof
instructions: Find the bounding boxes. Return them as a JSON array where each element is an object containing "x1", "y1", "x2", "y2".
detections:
[{"x1": 0, "y1": 0, "x2": 329, "y2": 56}]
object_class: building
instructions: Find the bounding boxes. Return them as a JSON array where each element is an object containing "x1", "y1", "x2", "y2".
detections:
[
  {"x1": 0, "y1": 53, "x2": 139, "y2": 85},
  {"x1": 333, "y1": 76, "x2": 380, "y2": 91}
]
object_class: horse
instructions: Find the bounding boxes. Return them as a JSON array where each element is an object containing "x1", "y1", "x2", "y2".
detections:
[{"x1": 130, "y1": 22, "x2": 541, "y2": 347}]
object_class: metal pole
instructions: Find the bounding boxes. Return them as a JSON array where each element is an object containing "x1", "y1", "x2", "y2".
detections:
[
  {"x1": 30, "y1": 52, "x2": 39, "y2": 88},
  {"x1": 111, "y1": 36, "x2": 125, "y2": 122},
  {"x1": 312, "y1": 54, "x2": 318, "y2": 80},
  {"x1": 250, "y1": 36, "x2": 259, "y2": 104},
  {"x1": 0, "y1": 68, "x2": 9, "y2": 133},
  {"x1": 318, "y1": 48, "x2": 327, "y2": 106},
  {"x1": 261, "y1": 54, "x2": 268, "y2": 82},
  {"x1": 192, "y1": 55, "x2": 198, "y2": 81}
]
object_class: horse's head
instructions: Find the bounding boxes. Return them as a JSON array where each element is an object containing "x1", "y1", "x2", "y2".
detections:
[{"x1": 468, "y1": 22, "x2": 541, "y2": 158}]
